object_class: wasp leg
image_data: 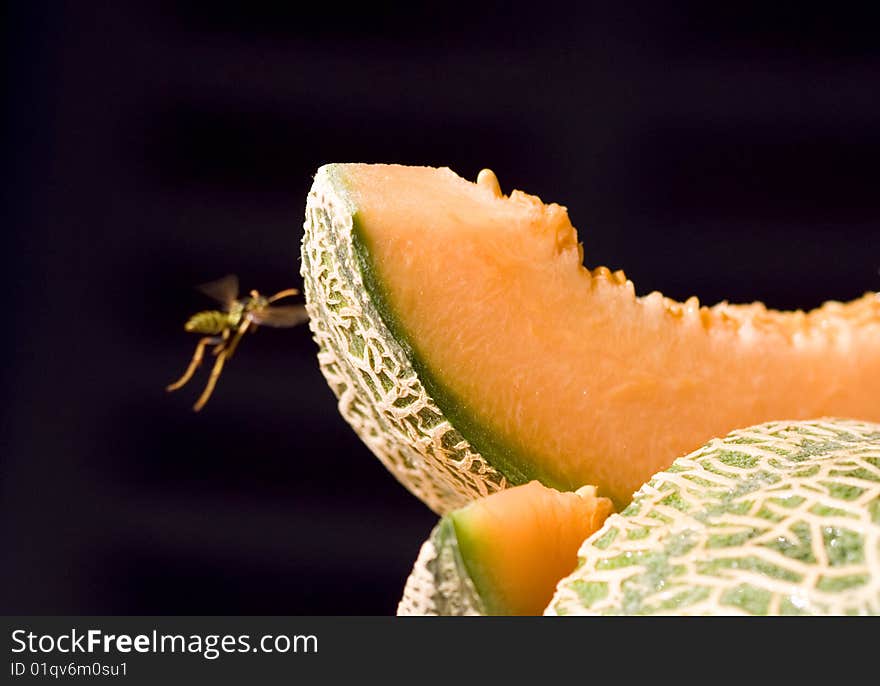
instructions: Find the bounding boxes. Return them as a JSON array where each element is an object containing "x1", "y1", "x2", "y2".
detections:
[
  {"x1": 209, "y1": 327, "x2": 231, "y2": 356},
  {"x1": 267, "y1": 288, "x2": 299, "y2": 303},
  {"x1": 192, "y1": 321, "x2": 250, "y2": 411},
  {"x1": 166, "y1": 336, "x2": 224, "y2": 392},
  {"x1": 223, "y1": 318, "x2": 251, "y2": 361},
  {"x1": 192, "y1": 349, "x2": 229, "y2": 412}
]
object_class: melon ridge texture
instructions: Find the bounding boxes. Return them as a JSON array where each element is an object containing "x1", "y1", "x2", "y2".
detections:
[
  {"x1": 301, "y1": 164, "x2": 508, "y2": 514},
  {"x1": 548, "y1": 418, "x2": 880, "y2": 616}
]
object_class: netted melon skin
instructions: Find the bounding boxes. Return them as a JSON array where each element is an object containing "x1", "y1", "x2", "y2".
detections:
[
  {"x1": 397, "y1": 519, "x2": 486, "y2": 616},
  {"x1": 548, "y1": 419, "x2": 880, "y2": 616},
  {"x1": 301, "y1": 165, "x2": 508, "y2": 515}
]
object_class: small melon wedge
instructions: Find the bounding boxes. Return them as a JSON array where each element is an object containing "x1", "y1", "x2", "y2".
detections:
[
  {"x1": 301, "y1": 163, "x2": 880, "y2": 512},
  {"x1": 397, "y1": 480, "x2": 613, "y2": 616}
]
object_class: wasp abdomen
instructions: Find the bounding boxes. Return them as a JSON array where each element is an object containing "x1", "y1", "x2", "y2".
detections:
[{"x1": 184, "y1": 310, "x2": 230, "y2": 334}]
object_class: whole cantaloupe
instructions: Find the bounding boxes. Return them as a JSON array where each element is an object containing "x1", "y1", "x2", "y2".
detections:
[{"x1": 548, "y1": 418, "x2": 880, "y2": 616}]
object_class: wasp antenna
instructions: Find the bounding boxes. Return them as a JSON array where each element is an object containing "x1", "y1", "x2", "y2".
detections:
[{"x1": 267, "y1": 288, "x2": 300, "y2": 303}]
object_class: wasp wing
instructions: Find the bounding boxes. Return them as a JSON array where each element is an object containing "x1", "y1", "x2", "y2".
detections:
[
  {"x1": 196, "y1": 274, "x2": 239, "y2": 308},
  {"x1": 248, "y1": 305, "x2": 309, "y2": 328}
]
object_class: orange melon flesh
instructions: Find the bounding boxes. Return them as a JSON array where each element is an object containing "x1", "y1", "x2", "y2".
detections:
[
  {"x1": 451, "y1": 481, "x2": 613, "y2": 616},
  {"x1": 343, "y1": 163, "x2": 880, "y2": 506}
]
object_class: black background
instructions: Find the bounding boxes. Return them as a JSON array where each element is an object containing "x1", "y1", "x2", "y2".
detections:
[{"x1": 4, "y1": 2, "x2": 879, "y2": 615}]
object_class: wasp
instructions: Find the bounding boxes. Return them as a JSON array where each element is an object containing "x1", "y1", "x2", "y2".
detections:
[{"x1": 167, "y1": 274, "x2": 309, "y2": 411}]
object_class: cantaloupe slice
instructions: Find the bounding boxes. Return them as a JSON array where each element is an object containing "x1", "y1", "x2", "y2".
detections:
[
  {"x1": 397, "y1": 480, "x2": 613, "y2": 616},
  {"x1": 301, "y1": 164, "x2": 880, "y2": 512},
  {"x1": 549, "y1": 418, "x2": 880, "y2": 616}
]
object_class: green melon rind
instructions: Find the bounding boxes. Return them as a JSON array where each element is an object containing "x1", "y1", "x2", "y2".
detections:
[
  {"x1": 301, "y1": 164, "x2": 509, "y2": 514},
  {"x1": 547, "y1": 418, "x2": 880, "y2": 616},
  {"x1": 351, "y1": 211, "x2": 548, "y2": 491},
  {"x1": 447, "y1": 511, "x2": 510, "y2": 616},
  {"x1": 397, "y1": 518, "x2": 486, "y2": 616}
]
